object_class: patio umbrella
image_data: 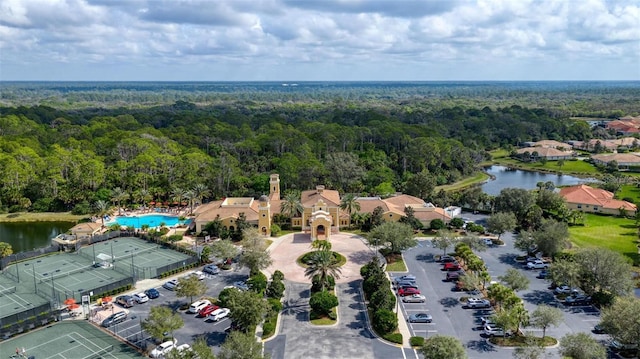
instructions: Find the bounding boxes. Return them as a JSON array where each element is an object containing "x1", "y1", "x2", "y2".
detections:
[
  {"x1": 102, "y1": 296, "x2": 112, "y2": 303},
  {"x1": 67, "y1": 303, "x2": 80, "y2": 310},
  {"x1": 149, "y1": 201, "x2": 156, "y2": 205},
  {"x1": 63, "y1": 298, "x2": 76, "y2": 306}
]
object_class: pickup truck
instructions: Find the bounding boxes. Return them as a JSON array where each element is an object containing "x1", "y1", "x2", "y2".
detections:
[{"x1": 526, "y1": 260, "x2": 549, "y2": 270}]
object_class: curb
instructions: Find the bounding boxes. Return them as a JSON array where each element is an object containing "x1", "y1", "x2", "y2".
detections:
[{"x1": 358, "y1": 281, "x2": 407, "y2": 348}]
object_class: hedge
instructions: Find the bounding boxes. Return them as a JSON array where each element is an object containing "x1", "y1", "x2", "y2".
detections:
[
  {"x1": 410, "y1": 336, "x2": 425, "y2": 347},
  {"x1": 383, "y1": 333, "x2": 403, "y2": 344}
]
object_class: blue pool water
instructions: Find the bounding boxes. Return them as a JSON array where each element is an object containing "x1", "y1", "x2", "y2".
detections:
[{"x1": 108, "y1": 214, "x2": 190, "y2": 229}]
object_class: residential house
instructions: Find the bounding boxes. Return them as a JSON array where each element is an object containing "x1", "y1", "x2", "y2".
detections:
[
  {"x1": 559, "y1": 184, "x2": 636, "y2": 215},
  {"x1": 516, "y1": 147, "x2": 574, "y2": 161},
  {"x1": 591, "y1": 153, "x2": 640, "y2": 168}
]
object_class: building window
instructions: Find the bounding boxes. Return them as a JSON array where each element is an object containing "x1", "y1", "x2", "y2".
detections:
[
  {"x1": 577, "y1": 205, "x2": 582, "y2": 209},
  {"x1": 389, "y1": 214, "x2": 393, "y2": 217},
  {"x1": 262, "y1": 214, "x2": 266, "y2": 217},
  {"x1": 593, "y1": 207, "x2": 598, "y2": 211}
]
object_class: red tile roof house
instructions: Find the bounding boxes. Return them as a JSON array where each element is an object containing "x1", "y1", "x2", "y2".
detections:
[
  {"x1": 516, "y1": 147, "x2": 574, "y2": 161},
  {"x1": 559, "y1": 185, "x2": 637, "y2": 216}
]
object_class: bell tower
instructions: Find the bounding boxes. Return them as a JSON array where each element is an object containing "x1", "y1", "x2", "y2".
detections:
[
  {"x1": 258, "y1": 195, "x2": 272, "y2": 237},
  {"x1": 269, "y1": 174, "x2": 280, "y2": 201}
]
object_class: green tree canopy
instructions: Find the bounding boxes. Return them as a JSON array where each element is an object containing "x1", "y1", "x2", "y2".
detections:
[
  {"x1": 367, "y1": 221, "x2": 417, "y2": 254},
  {"x1": 218, "y1": 330, "x2": 266, "y2": 359},
  {"x1": 529, "y1": 305, "x2": 563, "y2": 338},
  {"x1": 559, "y1": 333, "x2": 606, "y2": 359},
  {"x1": 141, "y1": 306, "x2": 184, "y2": 342},
  {"x1": 420, "y1": 335, "x2": 467, "y2": 359},
  {"x1": 176, "y1": 275, "x2": 208, "y2": 304}
]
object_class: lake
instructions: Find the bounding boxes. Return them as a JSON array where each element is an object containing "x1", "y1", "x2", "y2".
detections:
[
  {"x1": 0, "y1": 221, "x2": 74, "y2": 253},
  {"x1": 481, "y1": 165, "x2": 598, "y2": 196}
]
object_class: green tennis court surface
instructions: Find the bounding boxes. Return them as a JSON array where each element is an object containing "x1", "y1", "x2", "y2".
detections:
[{"x1": 0, "y1": 321, "x2": 142, "y2": 358}]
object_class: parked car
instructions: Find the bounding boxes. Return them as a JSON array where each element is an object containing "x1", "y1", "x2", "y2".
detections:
[
  {"x1": 203, "y1": 264, "x2": 220, "y2": 275},
  {"x1": 437, "y1": 255, "x2": 456, "y2": 263},
  {"x1": 484, "y1": 325, "x2": 510, "y2": 337},
  {"x1": 394, "y1": 280, "x2": 417, "y2": 289},
  {"x1": 163, "y1": 279, "x2": 178, "y2": 291},
  {"x1": 443, "y1": 262, "x2": 461, "y2": 271},
  {"x1": 398, "y1": 287, "x2": 421, "y2": 297},
  {"x1": 185, "y1": 270, "x2": 206, "y2": 281},
  {"x1": 172, "y1": 344, "x2": 192, "y2": 354},
  {"x1": 393, "y1": 274, "x2": 416, "y2": 283},
  {"x1": 150, "y1": 339, "x2": 177, "y2": 358},
  {"x1": 208, "y1": 308, "x2": 231, "y2": 322},
  {"x1": 145, "y1": 288, "x2": 160, "y2": 299},
  {"x1": 554, "y1": 285, "x2": 579, "y2": 295},
  {"x1": 609, "y1": 340, "x2": 638, "y2": 352},
  {"x1": 116, "y1": 295, "x2": 135, "y2": 308},
  {"x1": 482, "y1": 238, "x2": 494, "y2": 246},
  {"x1": 402, "y1": 294, "x2": 426, "y2": 303},
  {"x1": 446, "y1": 271, "x2": 463, "y2": 282},
  {"x1": 198, "y1": 304, "x2": 220, "y2": 317},
  {"x1": 593, "y1": 323, "x2": 607, "y2": 334},
  {"x1": 466, "y1": 298, "x2": 491, "y2": 309},
  {"x1": 564, "y1": 294, "x2": 592, "y2": 306},
  {"x1": 188, "y1": 299, "x2": 212, "y2": 314},
  {"x1": 480, "y1": 316, "x2": 496, "y2": 326},
  {"x1": 536, "y1": 270, "x2": 548, "y2": 279},
  {"x1": 526, "y1": 260, "x2": 549, "y2": 270},
  {"x1": 233, "y1": 281, "x2": 249, "y2": 291},
  {"x1": 132, "y1": 292, "x2": 149, "y2": 304},
  {"x1": 407, "y1": 313, "x2": 432, "y2": 323},
  {"x1": 101, "y1": 311, "x2": 127, "y2": 327}
]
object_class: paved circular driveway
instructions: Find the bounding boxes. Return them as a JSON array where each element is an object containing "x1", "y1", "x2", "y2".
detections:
[{"x1": 266, "y1": 232, "x2": 376, "y2": 283}]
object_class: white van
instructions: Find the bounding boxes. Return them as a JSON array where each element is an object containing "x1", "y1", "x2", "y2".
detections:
[{"x1": 188, "y1": 299, "x2": 211, "y2": 314}]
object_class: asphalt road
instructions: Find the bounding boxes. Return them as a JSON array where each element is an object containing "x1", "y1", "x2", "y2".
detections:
[
  {"x1": 101, "y1": 266, "x2": 249, "y2": 354},
  {"x1": 396, "y1": 212, "x2": 615, "y2": 359}
]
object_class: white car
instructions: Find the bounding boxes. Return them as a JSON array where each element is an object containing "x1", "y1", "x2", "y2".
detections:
[
  {"x1": 150, "y1": 339, "x2": 177, "y2": 358},
  {"x1": 185, "y1": 271, "x2": 206, "y2": 281},
  {"x1": 172, "y1": 344, "x2": 192, "y2": 354},
  {"x1": 132, "y1": 292, "x2": 149, "y2": 304},
  {"x1": 466, "y1": 298, "x2": 491, "y2": 309},
  {"x1": 402, "y1": 294, "x2": 426, "y2": 303},
  {"x1": 188, "y1": 299, "x2": 212, "y2": 314},
  {"x1": 554, "y1": 285, "x2": 579, "y2": 295},
  {"x1": 208, "y1": 308, "x2": 230, "y2": 322},
  {"x1": 526, "y1": 260, "x2": 548, "y2": 269},
  {"x1": 162, "y1": 279, "x2": 178, "y2": 291},
  {"x1": 484, "y1": 325, "x2": 510, "y2": 337}
]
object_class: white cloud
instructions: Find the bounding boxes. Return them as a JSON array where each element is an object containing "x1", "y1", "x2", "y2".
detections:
[{"x1": 0, "y1": 0, "x2": 638, "y2": 80}]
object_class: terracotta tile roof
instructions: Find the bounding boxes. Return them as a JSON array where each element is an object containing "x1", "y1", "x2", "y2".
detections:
[
  {"x1": 516, "y1": 147, "x2": 573, "y2": 158},
  {"x1": 300, "y1": 186, "x2": 341, "y2": 207},
  {"x1": 530, "y1": 140, "x2": 570, "y2": 149},
  {"x1": 71, "y1": 222, "x2": 102, "y2": 233},
  {"x1": 412, "y1": 207, "x2": 452, "y2": 222},
  {"x1": 559, "y1": 185, "x2": 636, "y2": 211},
  {"x1": 194, "y1": 198, "x2": 260, "y2": 223},
  {"x1": 591, "y1": 153, "x2": 640, "y2": 165},
  {"x1": 355, "y1": 197, "x2": 390, "y2": 214}
]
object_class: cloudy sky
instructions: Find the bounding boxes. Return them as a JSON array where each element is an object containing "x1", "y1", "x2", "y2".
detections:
[{"x1": 1, "y1": 0, "x2": 639, "y2": 81}]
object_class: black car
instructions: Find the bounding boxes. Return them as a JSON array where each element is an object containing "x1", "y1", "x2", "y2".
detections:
[
  {"x1": 536, "y1": 270, "x2": 548, "y2": 279},
  {"x1": 101, "y1": 311, "x2": 127, "y2": 327},
  {"x1": 593, "y1": 324, "x2": 606, "y2": 334},
  {"x1": 438, "y1": 255, "x2": 456, "y2": 263},
  {"x1": 145, "y1": 288, "x2": 160, "y2": 299}
]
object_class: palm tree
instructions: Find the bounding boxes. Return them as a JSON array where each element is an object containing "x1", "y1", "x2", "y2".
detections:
[
  {"x1": 171, "y1": 187, "x2": 187, "y2": 207},
  {"x1": 134, "y1": 188, "x2": 151, "y2": 208},
  {"x1": 280, "y1": 191, "x2": 303, "y2": 221},
  {"x1": 304, "y1": 249, "x2": 342, "y2": 291},
  {"x1": 340, "y1": 193, "x2": 361, "y2": 228},
  {"x1": 192, "y1": 183, "x2": 210, "y2": 207},
  {"x1": 184, "y1": 190, "x2": 196, "y2": 214},
  {"x1": 94, "y1": 200, "x2": 110, "y2": 226},
  {"x1": 111, "y1": 187, "x2": 129, "y2": 215}
]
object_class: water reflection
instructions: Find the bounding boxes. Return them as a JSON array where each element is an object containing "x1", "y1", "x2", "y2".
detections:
[{"x1": 481, "y1": 165, "x2": 598, "y2": 196}]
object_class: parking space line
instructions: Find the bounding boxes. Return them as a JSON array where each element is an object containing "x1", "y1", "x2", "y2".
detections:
[{"x1": 403, "y1": 308, "x2": 429, "y2": 312}]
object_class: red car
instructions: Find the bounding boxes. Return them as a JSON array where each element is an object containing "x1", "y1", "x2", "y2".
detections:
[
  {"x1": 198, "y1": 304, "x2": 220, "y2": 317},
  {"x1": 443, "y1": 262, "x2": 461, "y2": 271},
  {"x1": 398, "y1": 287, "x2": 421, "y2": 297}
]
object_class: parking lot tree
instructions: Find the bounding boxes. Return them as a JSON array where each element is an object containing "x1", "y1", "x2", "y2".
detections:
[
  {"x1": 360, "y1": 256, "x2": 384, "y2": 281},
  {"x1": 372, "y1": 308, "x2": 397, "y2": 334},
  {"x1": 512, "y1": 335, "x2": 545, "y2": 359},
  {"x1": 574, "y1": 248, "x2": 633, "y2": 296},
  {"x1": 466, "y1": 256, "x2": 487, "y2": 274},
  {"x1": 247, "y1": 272, "x2": 268, "y2": 294},
  {"x1": 458, "y1": 272, "x2": 482, "y2": 292},
  {"x1": 165, "y1": 337, "x2": 214, "y2": 359},
  {"x1": 367, "y1": 221, "x2": 416, "y2": 254},
  {"x1": 363, "y1": 271, "x2": 389, "y2": 299},
  {"x1": 458, "y1": 235, "x2": 488, "y2": 252},
  {"x1": 433, "y1": 229, "x2": 456, "y2": 256},
  {"x1": 449, "y1": 217, "x2": 465, "y2": 229},
  {"x1": 199, "y1": 245, "x2": 212, "y2": 263},
  {"x1": 142, "y1": 305, "x2": 184, "y2": 342},
  {"x1": 600, "y1": 296, "x2": 640, "y2": 347},
  {"x1": 176, "y1": 275, "x2": 208, "y2": 304},
  {"x1": 488, "y1": 283, "x2": 518, "y2": 311},
  {"x1": 239, "y1": 229, "x2": 272, "y2": 275},
  {"x1": 532, "y1": 219, "x2": 570, "y2": 257},
  {"x1": 494, "y1": 301, "x2": 529, "y2": 334},
  {"x1": 209, "y1": 239, "x2": 239, "y2": 265},
  {"x1": 420, "y1": 335, "x2": 467, "y2": 359},
  {"x1": 369, "y1": 287, "x2": 396, "y2": 312},
  {"x1": 530, "y1": 305, "x2": 563, "y2": 338},
  {"x1": 499, "y1": 268, "x2": 530, "y2": 292},
  {"x1": 218, "y1": 330, "x2": 265, "y2": 359},
  {"x1": 494, "y1": 188, "x2": 536, "y2": 226},
  {"x1": 486, "y1": 212, "x2": 517, "y2": 240},
  {"x1": 309, "y1": 290, "x2": 339, "y2": 315},
  {"x1": 535, "y1": 188, "x2": 566, "y2": 214},
  {"x1": 548, "y1": 259, "x2": 581, "y2": 290},
  {"x1": 266, "y1": 279, "x2": 285, "y2": 299},
  {"x1": 559, "y1": 333, "x2": 606, "y2": 359},
  {"x1": 225, "y1": 289, "x2": 270, "y2": 333}
]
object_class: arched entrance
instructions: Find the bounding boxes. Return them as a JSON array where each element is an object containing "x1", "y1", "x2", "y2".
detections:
[{"x1": 316, "y1": 225, "x2": 326, "y2": 240}]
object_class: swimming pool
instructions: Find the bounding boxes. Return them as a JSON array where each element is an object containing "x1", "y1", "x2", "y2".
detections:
[{"x1": 107, "y1": 214, "x2": 191, "y2": 229}]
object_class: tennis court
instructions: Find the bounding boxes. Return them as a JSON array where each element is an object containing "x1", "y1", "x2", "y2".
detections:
[
  {"x1": 77, "y1": 237, "x2": 195, "y2": 279},
  {"x1": 0, "y1": 275, "x2": 50, "y2": 324},
  {"x1": 0, "y1": 321, "x2": 142, "y2": 358}
]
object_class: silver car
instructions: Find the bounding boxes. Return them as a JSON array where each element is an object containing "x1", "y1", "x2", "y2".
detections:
[
  {"x1": 402, "y1": 294, "x2": 426, "y2": 303},
  {"x1": 407, "y1": 313, "x2": 432, "y2": 323}
]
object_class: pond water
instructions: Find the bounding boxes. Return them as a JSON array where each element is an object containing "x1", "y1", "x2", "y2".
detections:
[
  {"x1": 0, "y1": 221, "x2": 74, "y2": 253},
  {"x1": 481, "y1": 165, "x2": 598, "y2": 196}
]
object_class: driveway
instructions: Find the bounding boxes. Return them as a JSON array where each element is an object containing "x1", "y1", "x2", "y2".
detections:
[{"x1": 264, "y1": 280, "x2": 408, "y2": 359}]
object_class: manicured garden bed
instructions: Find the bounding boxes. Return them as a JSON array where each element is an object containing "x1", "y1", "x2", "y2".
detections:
[
  {"x1": 490, "y1": 335, "x2": 557, "y2": 347},
  {"x1": 384, "y1": 252, "x2": 407, "y2": 272},
  {"x1": 296, "y1": 251, "x2": 346, "y2": 268},
  {"x1": 310, "y1": 307, "x2": 337, "y2": 325}
]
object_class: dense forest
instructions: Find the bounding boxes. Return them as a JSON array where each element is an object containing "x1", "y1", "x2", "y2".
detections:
[{"x1": 0, "y1": 81, "x2": 637, "y2": 213}]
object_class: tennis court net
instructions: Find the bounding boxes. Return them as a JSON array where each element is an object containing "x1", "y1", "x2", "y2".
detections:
[
  {"x1": 0, "y1": 286, "x2": 16, "y2": 296},
  {"x1": 39, "y1": 266, "x2": 92, "y2": 283},
  {"x1": 88, "y1": 344, "x2": 114, "y2": 359}
]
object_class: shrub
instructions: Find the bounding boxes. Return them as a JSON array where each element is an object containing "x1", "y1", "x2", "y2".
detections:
[
  {"x1": 71, "y1": 201, "x2": 92, "y2": 215},
  {"x1": 262, "y1": 317, "x2": 277, "y2": 338},
  {"x1": 309, "y1": 291, "x2": 339, "y2": 315},
  {"x1": 311, "y1": 274, "x2": 335, "y2": 292},
  {"x1": 217, "y1": 288, "x2": 238, "y2": 308},
  {"x1": 409, "y1": 336, "x2": 425, "y2": 347},
  {"x1": 166, "y1": 234, "x2": 183, "y2": 242},
  {"x1": 383, "y1": 333, "x2": 403, "y2": 344},
  {"x1": 270, "y1": 224, "x2": 281, "y2": 237},
  {"x1": 591, "y1": 291, "x2": 616, "y2": 307},
  {"x1": 430, "y1": 219, "x2": 445, "y2": 230},
  {"x1": 267, "y1": 297, "x2": 283, "y2": 312},
  {"x1": 272, "y1": 270, "x2": 285, "y2": 282},
  {"x1": 363, "y1": 274, "x2": 388, "y2": 299},
  {"x1": 372, "y1": 309, "x2": 398, "y2": 335},
  {"x1": 266, "y1": 280, "x2": 285, "y2": 299},
  {"x1": 449, "y1": 217, "x2": 465, "y2": 229},
  {"x1": 369, "y1": 288, "x2": 395, "y2": 312}
]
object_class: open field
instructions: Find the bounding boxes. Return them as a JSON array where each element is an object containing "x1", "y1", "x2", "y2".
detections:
[
  {"x1": 490, "y1": 157, "x2": 600, "y2": 176},
  {"x1": 0, "y1": 211, "x2": 86, "y2": 223},
  {"x1": 569, "y1": 213, "x2": 640, "y2": 265},
  {"x1": 435, "y1": 172, "x2": 490, "y2": 192},
  {"x1": 617, "y1": 184, "x2": 640, "y2": 204}
]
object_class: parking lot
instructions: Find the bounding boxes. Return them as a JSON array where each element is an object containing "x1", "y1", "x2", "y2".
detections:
[
  {"x1": 393, "y1": 213, "x2": 616, "y2": 359},
  {"x1": 100, "y1": 266, "x2": 249, "y2": 354}
]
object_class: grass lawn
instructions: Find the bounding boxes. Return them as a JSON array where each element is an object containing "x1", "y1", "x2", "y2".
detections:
[
  {"x1": 617, "y1": 184, "x2": 640, "y2": 203},
  {"x1": 0, "y1": 211, "x2": 86, "y2": 222},
  {"x1": 435, "y1": 172, "x2": 490, "y2": 192},
  {"x1": 491, "y1": 157, "x2": 600, "y2": 176},
  {"x1": 569, "y1": 213, "x2": 640, "y2": 265},
  {"x1": 385, "y1": 253, "x2": 408, "y2": 272}
]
